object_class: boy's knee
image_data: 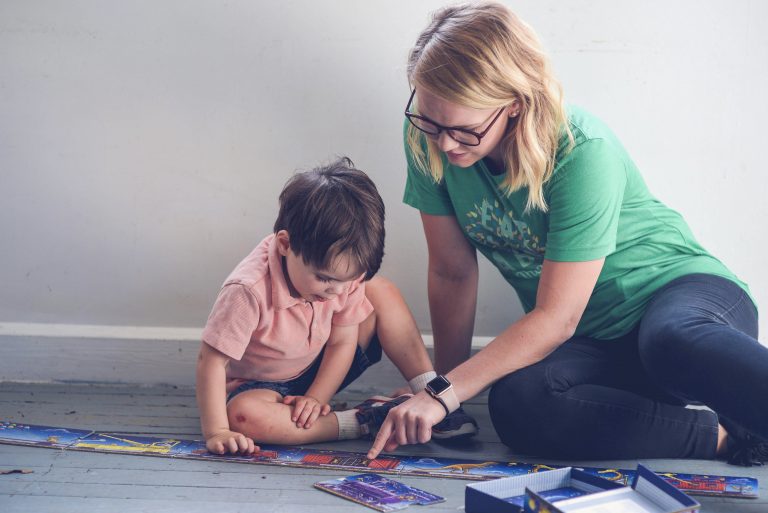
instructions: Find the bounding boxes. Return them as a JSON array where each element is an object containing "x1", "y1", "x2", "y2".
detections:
[
  {"x1": 365, "y1": 277, "x2": 410, "y2": 318},
  {"x1": 365, "y1": 276, "x2": 398, "y2": 298},
  {"x1": 226, "y1": 400, "x2": 250, "y2": 433},
  {"x1": 227, "y1": 395, "x2": 270, "y2": 437}
]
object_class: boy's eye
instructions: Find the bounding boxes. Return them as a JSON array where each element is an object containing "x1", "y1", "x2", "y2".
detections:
[{"x1": 317, "y1": 276, "x2": 332, "y2": 283}]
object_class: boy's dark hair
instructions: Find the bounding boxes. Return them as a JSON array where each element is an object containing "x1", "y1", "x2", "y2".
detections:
[{"x1": 273, "y1": 157, "x2": 385, "y2": 280}]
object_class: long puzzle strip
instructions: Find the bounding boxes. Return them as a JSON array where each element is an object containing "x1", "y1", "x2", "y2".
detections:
[{"x1": 0, "y1": 420, "x2": 758, "y2": 499}]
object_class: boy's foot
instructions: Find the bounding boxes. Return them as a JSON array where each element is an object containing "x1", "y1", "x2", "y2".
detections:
[
  {"x1": 432, "y1": 407, "x2": 478, "y2": 441},
  {"x1": 353, "y1": 396, "x2": 478, "y2": 442},
  {"x1": 721, "y1": 418, "x2": 768, "y2": 466},
  {"x1": 354, "y1": 395, "x2": 412, "y2": 439}
]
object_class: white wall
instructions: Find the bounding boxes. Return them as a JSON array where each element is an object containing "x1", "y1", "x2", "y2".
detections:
[{"x1": 1, "y1": 0, "x2": 766, "y2": 344}]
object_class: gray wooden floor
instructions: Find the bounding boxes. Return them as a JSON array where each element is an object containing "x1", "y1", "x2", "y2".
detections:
[{"x1": 1, "y1": 357, "x2": 766, "y2": 512}]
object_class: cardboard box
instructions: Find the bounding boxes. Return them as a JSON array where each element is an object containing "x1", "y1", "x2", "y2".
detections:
[
  {"x1": 466, "y1": 465, "x2": 700, "y2": 513},
  {"x1": 527, "y1": 465, "x2": 700, "y2": 513},
  {"x1": 465, "y1": 466, "x2": 623, "y2": 513}
]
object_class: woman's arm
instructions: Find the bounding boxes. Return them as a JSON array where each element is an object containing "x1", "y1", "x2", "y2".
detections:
[
  {"x1": 421, "y1": 212, "x2": 479, "y2": 374},
  {"x1": 447, "y1": 257, "x2": 604, "y2": 401},
  {"x1": 368, "y1": 256, "x2": 604, "y2": 458}
]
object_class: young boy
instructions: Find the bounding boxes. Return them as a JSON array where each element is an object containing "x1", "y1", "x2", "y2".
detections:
[{"x1": 196, "y1": 157, "x2": 476, "y2": 454}]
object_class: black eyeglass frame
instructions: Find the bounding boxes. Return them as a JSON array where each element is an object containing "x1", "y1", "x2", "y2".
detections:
[{"x1": 404, "y1": 88, "x2": 506, "y2": 147}]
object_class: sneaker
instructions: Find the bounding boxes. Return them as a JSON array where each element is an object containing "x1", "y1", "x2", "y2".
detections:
[
  {"x1": 721, "y1": 418, "x2": 768, "y2": 467},
  {"x1": 431, "y1": 406, "x2": 479, "y2": 441},
  {"x1": 726, "y1": 432, "x2": 768, "y2": 467},
  {"x1": 352, "y1": 395, "x2": 399, "y2": 410},
  {"x1": 354, "y1": 395, "x2": 412, "y2": 439}
]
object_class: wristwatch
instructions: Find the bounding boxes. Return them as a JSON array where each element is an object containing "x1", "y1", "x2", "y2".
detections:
[{"x1": 425, "y1": 375, "x2": 461, "y2": 415}]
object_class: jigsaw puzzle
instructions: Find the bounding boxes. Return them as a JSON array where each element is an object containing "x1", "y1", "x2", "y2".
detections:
[{"x1": 0, "y1": 420, "x2": 758, "y2": 499}]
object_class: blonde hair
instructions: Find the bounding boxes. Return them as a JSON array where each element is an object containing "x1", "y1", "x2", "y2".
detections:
[{"x1": 406, "y1": 2, "x2": 572, "y2": 212}]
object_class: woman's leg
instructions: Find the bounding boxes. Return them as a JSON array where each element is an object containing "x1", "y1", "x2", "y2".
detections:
[
  {"x1": 489, "y1": 329, "x2": 719, "y2": 460},
  {"x1": 637, "y1": 274, "x2": 765, "y2": 440}
]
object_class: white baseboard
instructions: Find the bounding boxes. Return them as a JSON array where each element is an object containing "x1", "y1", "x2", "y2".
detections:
[
  {"x1": 0, "y1": 322, "x2": 494, "y2": 347},
  {"x1": 0, "y1": 322, "x2": 203, "y2": 341},
  {"x1": 0, "y1": 322, "x2": 492, "y2": 386}
]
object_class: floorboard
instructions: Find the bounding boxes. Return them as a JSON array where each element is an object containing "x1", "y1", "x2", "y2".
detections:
[{"x1": 1, "y1": 356, "x2": 765, "y2": 512}]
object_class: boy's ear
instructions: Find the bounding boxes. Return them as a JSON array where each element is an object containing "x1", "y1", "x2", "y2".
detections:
[{"x1": 275, "y1": 230, "x2": 291, "y2": 256}]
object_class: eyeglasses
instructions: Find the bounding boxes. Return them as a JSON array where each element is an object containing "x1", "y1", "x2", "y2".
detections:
[{"x1": 404, "y1": 88, "x2": 506, "y2": 147}]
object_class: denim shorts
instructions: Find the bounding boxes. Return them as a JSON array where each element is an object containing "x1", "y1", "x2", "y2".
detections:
[{"x1": 227, "y1": 334, "x2": 382, "y2": 402}]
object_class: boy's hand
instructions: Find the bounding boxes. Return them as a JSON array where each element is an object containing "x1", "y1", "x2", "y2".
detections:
[
  {"x1": 283, "y1": 395, "x2": 331, "y2": 429},
  {"x1": 205, "y1": 430, "x2": 257, "y2": 455}
]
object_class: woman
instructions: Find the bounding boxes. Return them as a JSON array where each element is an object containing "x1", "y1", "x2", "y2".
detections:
[{"x1": 367, "y1": 2, "x2": 767, "y2": 466}]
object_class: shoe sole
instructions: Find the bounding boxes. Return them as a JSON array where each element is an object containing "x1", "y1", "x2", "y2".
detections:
[
  {"x1": 352, "y1": 395, "x2": 410, "y2": 410},
  {"x1": 431, "y1": 424, "x2": 479, "y2": 440}
]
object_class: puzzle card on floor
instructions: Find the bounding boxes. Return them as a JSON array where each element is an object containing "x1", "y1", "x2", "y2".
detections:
[{"x1": 314, "y1": 473, "x2": 445, "y2": 512}]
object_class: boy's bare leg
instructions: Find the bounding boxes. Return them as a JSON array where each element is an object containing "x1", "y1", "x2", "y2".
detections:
[
  {"x1": 228, "y1": 389, "x2": 339, "y2": 444},
  {"x1": 360, "y1": 277, "x2": 434, "y2": 382},
  {"x1": 229, "y1": 277, "x2": 433, "y2": 445}
]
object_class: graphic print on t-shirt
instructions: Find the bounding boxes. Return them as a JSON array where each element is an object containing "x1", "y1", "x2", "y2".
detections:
[{"x1": 464, "y1": 198, "x2": 545, "y2": 279}]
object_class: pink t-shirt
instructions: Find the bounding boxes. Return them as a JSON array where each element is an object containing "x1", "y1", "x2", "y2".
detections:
[{"x1": 202, "y1": 234, "x2": 373, "y2": 385}]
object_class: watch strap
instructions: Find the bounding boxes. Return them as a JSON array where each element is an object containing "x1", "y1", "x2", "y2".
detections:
[
  {"x1": 428, "y1": 393, "x2": 450, "y2": 415},
  {"x1": 439, "y1": 386, "x2": 461, "y2": 414}
]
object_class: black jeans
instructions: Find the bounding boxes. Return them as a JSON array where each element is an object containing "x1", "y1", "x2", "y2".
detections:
[{"x1": 489, "y1": 274, "x2": 764, "y2": 460}]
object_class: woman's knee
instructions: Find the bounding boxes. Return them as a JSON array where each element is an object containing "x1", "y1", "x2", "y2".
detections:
[
  {"x1": 637, "y1": 316, "x2": 699, "y2": 373},
  {"x1": 638, "y1": 275, "x2": 758, "y2": 366},
  {"x1": 488, "y1": 370, "x2": 553, "y2": 451}
]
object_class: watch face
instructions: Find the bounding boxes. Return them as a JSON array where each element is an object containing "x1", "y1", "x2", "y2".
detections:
[{"x1": 427, "y1": 375, "x2": 451, "y2": 395}]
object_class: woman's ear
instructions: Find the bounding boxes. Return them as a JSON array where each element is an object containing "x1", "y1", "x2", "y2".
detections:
[
  {"x1": 508, "y1": 101, "x2": 521, "y2": 117},
  {"x1": 275, "y1": 230, "x2": 291, "y2": 256}
]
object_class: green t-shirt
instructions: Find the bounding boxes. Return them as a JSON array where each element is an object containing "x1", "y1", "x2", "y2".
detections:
[{"x1": 403, "y1": 106, "x2": 752, "y2": 340}]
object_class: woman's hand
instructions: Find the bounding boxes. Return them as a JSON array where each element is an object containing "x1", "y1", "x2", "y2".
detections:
[
  {"x1": 367, "y1": 391, "x2": 446, "y2": 459},
  {"x1": 283, "y1": 395, "x2": 332, "y2": 429}
]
